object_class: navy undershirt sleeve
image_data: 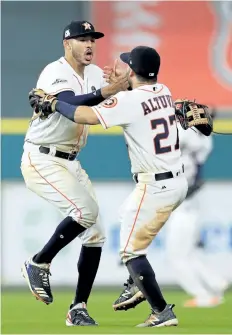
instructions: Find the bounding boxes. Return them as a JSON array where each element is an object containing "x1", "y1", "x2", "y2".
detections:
[
  {"x1": 55, "y1": 100, "x2": 76, "y2": 122},
  {"x1": 57, "y1": 90, "x2": 104, "y2": 107}
]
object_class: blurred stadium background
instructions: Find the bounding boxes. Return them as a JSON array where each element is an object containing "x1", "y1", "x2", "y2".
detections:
[{"x1": 1, "y1": 1, "x2": 232, "y2": 333}]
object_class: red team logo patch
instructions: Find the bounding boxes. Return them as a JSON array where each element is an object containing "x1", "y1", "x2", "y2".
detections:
[{"x1": 101, "y1": 97, "x2": 118, "y2": 108}]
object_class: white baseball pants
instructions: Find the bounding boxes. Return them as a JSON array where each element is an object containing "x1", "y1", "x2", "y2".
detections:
[
  {"x1": 119, "y1": 171, "x2": 188, "y2": 263},
  {"x1": 21, "y1": 143, "x2": 105, "y2": 247}
]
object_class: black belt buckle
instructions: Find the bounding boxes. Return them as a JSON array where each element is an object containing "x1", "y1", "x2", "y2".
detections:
[
  {"x1": 67, "y1": 152, "x2": 77, "y2": 161},
  {"x1": 155, "y1": 171, "x2": 173, "y2": 181}
]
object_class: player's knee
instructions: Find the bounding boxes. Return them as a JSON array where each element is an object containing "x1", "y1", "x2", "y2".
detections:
[
  {"x1": 86, "y1": 199, "x2": 99, "y2": 224},
  {"x1": 70, "y1": 199, "x2": 99, "y2": 228},
  {"x1": 83, "y1": 234, "x2": 106, "y2": 247},
  {"x1": 119, "y1": 248, "x2": 146, "y2": 264}
]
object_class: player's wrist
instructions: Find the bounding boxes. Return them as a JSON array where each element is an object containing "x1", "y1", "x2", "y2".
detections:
[{"x1": 101, "y1": 86, "x2": 115, "y2": 99}]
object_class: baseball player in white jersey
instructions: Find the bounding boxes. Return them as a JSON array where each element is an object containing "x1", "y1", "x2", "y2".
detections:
[
  {"x1": 112, "y1": 119, "x2": 227, "y2": 311},
  {"x1": 21, "y1": 20, "x2": 128, "y2": 327},
  {"x1": 30, "y1": 46, "x2": 191, "y2": 327},
  {"x1": 165, "y1": 123, "x2": 228, "y2": 307}
]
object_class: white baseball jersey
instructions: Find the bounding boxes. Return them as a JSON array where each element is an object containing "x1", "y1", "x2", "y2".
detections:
[
  {"x1": 177, "y1": 124, "x2": 213, "y2": 187},
  {"x1": 92, "y1": 83, "x2": 182, "y2": 174},
  {"x1": 25, "y1": 57, "x2": 106, "y2": 152}
]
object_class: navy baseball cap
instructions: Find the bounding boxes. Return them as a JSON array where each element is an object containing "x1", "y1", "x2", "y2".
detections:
[
  {"x1": 120, "y1": 46, "x2": 160, "y2": 79},
  {"x1": 63, "y1": 20, "x2": 104, "y2": 40}
]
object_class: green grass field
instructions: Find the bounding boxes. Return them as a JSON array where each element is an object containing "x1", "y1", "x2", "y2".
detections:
[{"x1": 2, "y1": 290, "x2": 232, "y2": 334}]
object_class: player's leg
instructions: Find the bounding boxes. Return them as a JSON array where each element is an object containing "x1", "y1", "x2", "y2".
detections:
[
  {"x1": 166, "y1": 204, "x2": 213, "y2": 301},
  {"x1": 119, "y1": 175, "x2": 187, "y2": 327},
  {"x1": 21, "y1": 153, "x2": 98, "y2": 308},
  {"x1": 66, "y1": 167, "x2": 105, "y2": 326},
  {"x1": 166, "y1": 201, "x2": 226, "y2": 307},
  {"x1": 190, "y1": 253, "x2": 228, "y2": 302},
  {"x1": 113, "y1": 192, "x2": 145, "y2": 311}
]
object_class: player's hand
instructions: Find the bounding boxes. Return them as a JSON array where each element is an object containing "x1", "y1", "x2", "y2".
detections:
[
  {"x1": 29, "y1": 88, "x2": 57, "y2": 120},
  {"x1": 102, "y1": 60, "x2": 129, "y2": 97},
  {"x1": 103, "y1": 59, "x2": 125, "y2": 83},
  {"x1": 103, "y1": 66, "x2": 113, "y2": 83},
  {"x1": 101, "y1": 73, "x2": 129, "y2": 98}
]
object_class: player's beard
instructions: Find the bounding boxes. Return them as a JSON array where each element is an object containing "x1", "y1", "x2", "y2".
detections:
[{"x1": 71, "y1": 49, "x2": 91, "y2": 66}]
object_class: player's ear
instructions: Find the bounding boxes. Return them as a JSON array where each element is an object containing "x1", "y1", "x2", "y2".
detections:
[
  {"x1": 63, "y1": 39, "x2": 72, "y2": 51},
  {"x1": 129, "y1": 68, "x2": 136, "y2": 78}
]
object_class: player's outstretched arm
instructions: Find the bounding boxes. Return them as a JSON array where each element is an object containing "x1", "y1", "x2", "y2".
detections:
[
  {"x1": 57, "y1": 71, "x2": 128, "y2": 107},
  {"x1": 28, "y1": 88, "x2": 100, "y2": 124},
  {"x1": 55, "y1": 101, "x2": 99, "y2": 125}
]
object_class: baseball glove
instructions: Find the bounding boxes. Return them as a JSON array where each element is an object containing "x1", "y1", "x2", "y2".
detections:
[
  {"x1": 29, "y1": 88, "x2": 57, "y2": 120},
  {"x1": 174, "y1": 99, "x2": 213, "y2": 136}
]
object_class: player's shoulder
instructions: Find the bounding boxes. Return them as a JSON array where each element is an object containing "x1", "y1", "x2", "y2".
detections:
[
  {"x1": 159, "y1": 83, "x2": 171, "y2": 93},
  {"x1": 115, "y1": 90, "x2": 134, "y2": 102},
  {"x1": 37, "y1": 57, "x2": 70, "y2": 88},
  {"x1": 116, "y1": 88, "x2": 156, "y2": 102},
  {"x1": 38, "y1": 57, "x2": 66, "y2": 77},
  {"x1": 98, "y1": 90, "x2": 132, "y2": 110},
  {"x1": 154, "y1": 82, "x2": 172, "y2": 95}
]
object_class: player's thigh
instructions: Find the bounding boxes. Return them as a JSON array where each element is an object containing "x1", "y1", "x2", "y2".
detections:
[
  {"x1": 120, "y1": 176, "x2": 188, "y2": 262},
  {"x1": 21, "y1": 153, "x2": 98, "y2": 227},
  {"x1": 76, "y1": 166, "x2": 105, "y2": 246},
  {"x1": 77, "y1": 167, "x2": 97, "y2": 201},
  {"x1": 120, "y1": 183, "x2": 176, "y2": 262}
]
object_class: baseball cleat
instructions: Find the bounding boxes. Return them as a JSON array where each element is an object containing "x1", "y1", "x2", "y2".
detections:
[
  {"x1": 66, "y1": 302, "x2": 98, "y2": 326},
  {"x1": 136, "y1": 304, "x2": 178, "y2": 328},
  {"x1": 21, "y1": 257, "x2": 53, "y2": 305},
  {"x1": 113, "y1": 279, "x2": 145, "y2": 311}
]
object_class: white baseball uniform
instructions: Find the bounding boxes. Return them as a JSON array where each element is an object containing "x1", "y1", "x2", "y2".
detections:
[
  {"x1": 21, "y1": 57, "x2": 106, "y2": 247},
  {"x1": 92, "y1": 83, "x2": 188, "y2": 262},
  {"x1": 166, "y1": 125, "x2": 227, "y2": 302}
]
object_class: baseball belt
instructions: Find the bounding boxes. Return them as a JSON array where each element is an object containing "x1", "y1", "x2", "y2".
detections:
[
  {"x1": 133, "y1": 165, "x2": 184, "y2": 183},
  {"x1": 39, "y1": 146, "x2": 78, "y2": 161}
]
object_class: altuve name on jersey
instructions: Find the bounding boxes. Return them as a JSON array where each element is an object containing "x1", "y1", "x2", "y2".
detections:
[{"x1": 141, "y1": 95, "x2": 174, "y2": 115}]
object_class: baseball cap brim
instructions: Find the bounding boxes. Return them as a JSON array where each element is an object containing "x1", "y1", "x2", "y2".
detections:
[
  {"x1": 71, "y1": 31, "x2": 104, "y2": 39},
  {"x1": 120, "y1": 52, "x2": 131, "y2": 65}
]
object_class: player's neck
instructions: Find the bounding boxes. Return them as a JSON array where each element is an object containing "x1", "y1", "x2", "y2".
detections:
[
  {"x1": 65, "y1": 55, "x2": 85, "y2": 79},
  {"x1": 132, "y1": 81, "x2": 157, "y2": 89}
]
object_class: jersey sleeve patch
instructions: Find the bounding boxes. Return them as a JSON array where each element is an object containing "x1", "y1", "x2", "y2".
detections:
[{"x1": 100, "y1": 97, "x2": 118, "y2": 108}]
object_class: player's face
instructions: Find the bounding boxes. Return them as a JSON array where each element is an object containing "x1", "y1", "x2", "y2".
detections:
[{"x1": 68, "y1": 36, "x2": 96, "y2": 65}]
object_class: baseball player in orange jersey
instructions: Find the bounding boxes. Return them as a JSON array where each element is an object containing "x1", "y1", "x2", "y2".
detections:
[
  {"x1": 21, "y1": 20, "x2": 128, "y2": 326},
  {"x1": 30, "y1": 46, "x2": 191, "y2": 327}
]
